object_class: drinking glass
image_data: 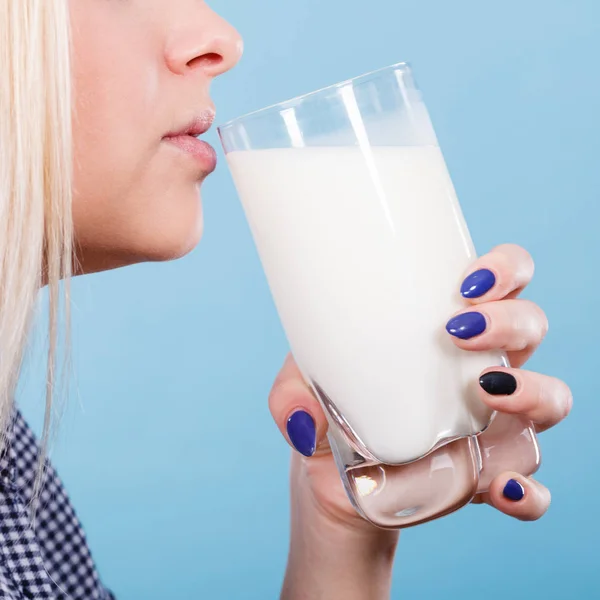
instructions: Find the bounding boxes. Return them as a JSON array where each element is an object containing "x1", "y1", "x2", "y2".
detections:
[{"x1": 219, "y1": 63, "x2": 540, "y2": 528}]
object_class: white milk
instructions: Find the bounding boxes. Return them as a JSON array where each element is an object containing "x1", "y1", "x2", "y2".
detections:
[{"x1": 227, "y1": 146, "x2": 505, "y2": 465}]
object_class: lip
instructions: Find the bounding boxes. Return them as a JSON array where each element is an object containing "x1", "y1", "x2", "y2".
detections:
[
  {"x1": 163, "y1": 136, "x2": 217, "y2": 174},
  {"x1": 162, "y1": 111, "x2": 217, "y2": 174},
  {"x1": 165, "y1": 111, "x2": 215, "y2": 138}
]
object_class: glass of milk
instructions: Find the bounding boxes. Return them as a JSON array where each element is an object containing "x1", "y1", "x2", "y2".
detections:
[{"x1": 219, "y1": 62, "x2": 540, "y2": 528}]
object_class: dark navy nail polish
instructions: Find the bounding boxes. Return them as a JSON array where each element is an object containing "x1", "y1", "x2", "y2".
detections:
[
  {"x1": 287, "y1": 411, "x2": 316, "y2": 457},
  {"x1": 503, "y1": 479, "x2": 525, "y2": 502},
  {"x1": 446, "y1": 312, "x2": 487, "y2": 340},
  {"x1": 480, "y1": 372, "x2": 518, "y2": 396},
  {"x1": 461, "y1": 269, "x2": 496, "y2": 299}
]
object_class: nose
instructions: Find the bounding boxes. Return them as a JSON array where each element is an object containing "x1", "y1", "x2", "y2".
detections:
[{"x1": 165, "y1": 6, "x2": 243, "y2": 78}]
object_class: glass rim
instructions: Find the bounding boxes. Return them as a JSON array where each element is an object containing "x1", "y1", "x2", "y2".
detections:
[{"x1": 217, "y1": 60, "x2": 412, "y2": 132}]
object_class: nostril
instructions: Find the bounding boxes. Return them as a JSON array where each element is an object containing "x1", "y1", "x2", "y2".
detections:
[{"x1": 187, "y1": 52, "x2": 222, "y2": 71}]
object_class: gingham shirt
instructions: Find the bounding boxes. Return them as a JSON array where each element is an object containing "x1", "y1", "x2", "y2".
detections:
[{"x1": 0, "y1": 411, "x2": 113, "y2": 599}]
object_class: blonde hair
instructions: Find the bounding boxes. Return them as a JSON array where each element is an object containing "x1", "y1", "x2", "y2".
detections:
[{"x1": 0, "y1": 0, "x2": 73, "y2": 493}]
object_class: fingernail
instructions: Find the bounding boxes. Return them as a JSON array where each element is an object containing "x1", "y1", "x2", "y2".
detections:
[
  {"x1": 479, "y1": 372, "x2": 518, "y2": 396},
  {"x1": 461, "y1": 269, "x2": 496, "y2": 299},
  {"x1": 446, "y1": 312, "x2": 487, "y2": 340},
  {"x1": 503, "y1": 479, "x2": 525, "y2": 502},
  {"x1": 287, "y1": 411, "x2": 316, "y2": 457}
]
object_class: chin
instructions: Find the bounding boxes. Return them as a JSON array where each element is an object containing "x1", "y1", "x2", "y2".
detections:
[
  {"x1": 143, "y1": 212, "x2": 204, "y2": 262},
  {"x1": 74, "y1": 181, "x2": 207, "y2": 274},
  {"x1": 138, "y1": 183, "x2": 206, "y2": 262}
]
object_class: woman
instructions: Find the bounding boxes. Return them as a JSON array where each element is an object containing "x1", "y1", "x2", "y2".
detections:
[{"x1": 0, "y1": 1, "x2": 571, "y2": 599}]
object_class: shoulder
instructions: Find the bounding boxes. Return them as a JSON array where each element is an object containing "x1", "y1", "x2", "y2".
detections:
[{"x1": 0, "y1": 410, "x2": 116, "y2": 600}]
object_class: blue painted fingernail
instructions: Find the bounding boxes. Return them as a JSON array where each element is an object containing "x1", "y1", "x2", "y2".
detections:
[
  {"x1": 503, "y1": 479, "x2": 525, "y2": 502},
  {"x1": 461, "y1": 269, "x2": 496, "y2": 299},
  {"x1": 446, "y1": 312, "x2": 487, "y2": 340},
  {"x1": 287, "y1": 411, "x2": 316, "y2": 457}
]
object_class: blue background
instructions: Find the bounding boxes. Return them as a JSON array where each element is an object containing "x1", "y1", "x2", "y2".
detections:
[{"x1": 18, "y1": 0, "x2": 599, "y2": 598}]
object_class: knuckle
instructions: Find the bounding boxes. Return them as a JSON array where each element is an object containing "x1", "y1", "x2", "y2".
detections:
[
  {"x1": 513, "y1": 300, "x2": 548, "y2": 345},
  {"x1": 514, "y1": 244, "x2": 535, "y2": 274},
  {"x1": 493, "y1": 244, "x2": 535, "y2": 288},
  {"x1": 492, "y1": 242, "x2": 522, "y2": 256},
  {"x1": 528, "y1": 375, "x2": 548, "y2": 416},
  {"x1": 268, "y1": 377, "x2": 287, "y2": 411},
  {"x1": 558, "y1": 381, "x2": 573, "y2": 420},
  {"x1": 517, "y1": 246, "x2": 535, "y2": 274},
  {"x1": 494, "y1": 302, "x2": 528, "y2": 350},
  {"x1": 494, "y1": 243, "x2": 534, "y2": 270},
  {"x1": 269, "y1": 376, "x2": 313, "y2": 415},
  {"x1": 532, "y1": 303, "x2": 549, "y2": 339},
  {"x1": 535, "y1": 376, "x2": 571, "y2": 426}
]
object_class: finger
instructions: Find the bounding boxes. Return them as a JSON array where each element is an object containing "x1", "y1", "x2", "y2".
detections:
[
  {"x1": 269, "y1": 354, "x2": 328, "y2": 457},
  {"x1": 478, "y1": 368, "x2": 572, "y2": 433},
  {"x1": 460, "y1": 244, "x2": 535, "y2": 303},
  {"x1": 446, "y1": 299, "x2": 549, "y2": 367},
  {"x1": 480, "y1": 472, "x2": 551, "y2": 521}
]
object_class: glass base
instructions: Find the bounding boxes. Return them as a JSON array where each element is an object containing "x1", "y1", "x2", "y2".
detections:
[{"x1": 327, "y1": 414, "x2": 541, "y2": 529}]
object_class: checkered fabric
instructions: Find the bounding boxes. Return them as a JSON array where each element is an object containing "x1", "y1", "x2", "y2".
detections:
[{"x1": 0, "y1": 411, "x2": 114, "y2": 599}]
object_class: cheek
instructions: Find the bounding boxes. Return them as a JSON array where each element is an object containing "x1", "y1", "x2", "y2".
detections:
[
  {"x1": 121, "y1": 159, "x2": 206, "y2": 261},
  {"x1": 72, "y1": 146, "x2": 205, "y2": 263},
  {"x1": 71, "y1": 19, "x2": 203, "y2": 264}
]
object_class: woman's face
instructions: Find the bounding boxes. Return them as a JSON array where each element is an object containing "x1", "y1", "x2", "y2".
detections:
[{"x1": 70, "y1": 0, "x2": 242, "y2": 273}]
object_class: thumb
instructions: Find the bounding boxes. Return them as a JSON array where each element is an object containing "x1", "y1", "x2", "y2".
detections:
[{"x1": 268, "y1": 354, "x2": 329, "y2": 458}]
